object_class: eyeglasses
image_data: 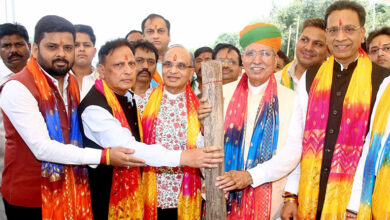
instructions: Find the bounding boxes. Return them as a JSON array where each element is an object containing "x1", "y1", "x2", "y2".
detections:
[
  {"x1": 243, "y1": 50, "x2": 274, "y2": 59},
  {"x1": 135, "y1": 57, "x2": 156, "y2": 66},
  {"x1": 369, "y1": 46, "x2": 390, "y2": 55},
  {"x1": 326, "y1": 25, "x2": 361, "y2": 36},
  {"x1": 162, "y1": 61, "x2": 193, "y2": 71},
  {"x1": 217, "y1": 58, "x2": 237, "y2": 66}
]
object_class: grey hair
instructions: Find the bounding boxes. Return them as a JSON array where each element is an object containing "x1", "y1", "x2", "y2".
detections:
[{"x1": 162, "y1": 44, "x2": 194, "y2": 67}]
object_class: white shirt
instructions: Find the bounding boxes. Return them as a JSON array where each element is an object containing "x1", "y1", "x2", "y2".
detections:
[
  {"x1": 275, "y1": 60, "x2": 301, "y2": 92},
  {"x1": 0, "y1": 58, "x2": 14, "y2": 186},
  {"x1": 0, "y1": 71, "x2": 102, "y2": 165},
  {"x1": 70, "y1": 68, "x2": 98, "y2": 101},
  {"x1": 348, "y1": 76, "x2": 390, "y2": 212},
  {"x1": 247, "y1": 74, "x2": 306, "y2": 188},
  {"x1": 80, "y1": 90, "x2": 182, "y2": 167}
]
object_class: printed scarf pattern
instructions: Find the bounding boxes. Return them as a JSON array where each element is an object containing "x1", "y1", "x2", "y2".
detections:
[
  {"x1": 280, "y1": 59, "x2": 295, "y2": 90},
  {"x1": 95, "y1": 79, "x2": 143, "y2": 219},
  {"x1": 299, "y1": 49, "x2": 372, "y2": 219},
  {"x1": 142, "y1": 83, "x2": 201, "y2": 220},
  {"x1": 224, "y1": 73, "x2": 279, "y2": 220},
  {"x1": 358, "y1": 80, "x2": 390, "y2": 219},
  {"x1": 26, "y1": 57, "x2": 92, "y2": 220}
]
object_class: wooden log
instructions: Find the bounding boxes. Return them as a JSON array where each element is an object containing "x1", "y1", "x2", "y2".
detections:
[{"x1": 201, "y1": 60, "x2": 226, "y2": 220}]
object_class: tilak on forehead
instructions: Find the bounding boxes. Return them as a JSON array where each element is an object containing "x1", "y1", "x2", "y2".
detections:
[
  {"x1": 225, "y1": 53, "x2": 229, "y2": 59},
  {"x1": 124, "y1": 55, "x2": 129, "y2": 61},
  {"x1": 379, "y1": 40, "x2": 382, "y2": 46},
  {"x1": 154, "y1": 25, "x2": 157, "y2": 29},
  {"x1": 339, "y1": 19, "x2": 343, "y2": 27},
  {"x1": 173, "y1": 54, "x2": 177, "y2": 61},
  {"x1": 60, "y1": 39, "x2": 64, "y2": 45}
]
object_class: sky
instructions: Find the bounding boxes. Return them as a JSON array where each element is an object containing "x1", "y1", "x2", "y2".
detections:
[{"x1": 0, "y1": 0, "x2": 291, "y2": 51}]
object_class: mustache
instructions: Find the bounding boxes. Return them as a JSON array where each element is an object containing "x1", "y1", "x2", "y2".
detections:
[
  {"x1": 7, "y1": 52, "x2": 22, "y2": 59},
  {"x1": 52, "y1": 58, "x2": 69, "y2": 65},
  {"x1": 137, "y1": 68, "x2": 152, "y2": 76}
]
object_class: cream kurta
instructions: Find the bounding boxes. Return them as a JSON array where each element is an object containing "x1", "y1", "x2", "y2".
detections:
[{"x1": 223, "y1": 77, "x2": 296, "y2": 219}]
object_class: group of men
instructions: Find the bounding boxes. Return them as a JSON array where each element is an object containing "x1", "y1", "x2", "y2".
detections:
[{"x1": 1, "y1": 0, "x2": 390, "y2": 220}]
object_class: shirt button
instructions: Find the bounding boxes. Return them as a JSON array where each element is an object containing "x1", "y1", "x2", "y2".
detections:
[
  {"x1": 336, "y1": 92, "x2": 342, "y2": 96},
  {"x1": 329, "y1": 129, "x2": 334, "y2": 134},
  {"x1": 336, "y1": 74, "x2": 342, "y2": 78},
  {"x1": 128, "y1": 106, "x2": 131, "y2": 109},
  {"x1": 332, "y1": 110, "x2": 338, "y2": 115},
  {"x1": 323, "y1": 167, "x2": 329, "y2": 173},
  {"x1": 325, "y1": 148, "x2": 331, "y2": 153}
]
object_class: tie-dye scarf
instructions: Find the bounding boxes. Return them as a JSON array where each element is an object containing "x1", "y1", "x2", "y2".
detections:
[
  {"x1": 26, "y1": 57, "x2": 92, "y2": 219},
  {"x1": 95, "y1": 79, "x2": 144, "y2": 219},
  {"x1": 358, "y1": 80, "x2": 390, "y2": 219},
  {"x1": 281, "y1": 59, "x2": 295, "y2": 90},
  {"x1": 299, "y1": 49, "x2": 372, "y2": 219},
  {"x1": 224, "y1": 73, "x2": 279, "y2": 220},
  {"x1": 142, "y1": 83, "x2": 201, "y2": 220}
]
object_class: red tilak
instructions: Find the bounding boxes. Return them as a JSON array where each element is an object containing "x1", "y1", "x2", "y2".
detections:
[
  {"x1": 338, "y1": 19, "x2": 343, "y2": 26},
  {"x1": 124, "y1": 55, "x2": 129, "y2": 61},
  {"x1": 379, "y1": 41, "x2": 382, "y2": 47},
  {"x1": 173, "y1": 54, "x2": 177, "y2": 61}
]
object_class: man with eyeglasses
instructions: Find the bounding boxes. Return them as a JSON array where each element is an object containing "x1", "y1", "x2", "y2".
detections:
[
  {"x1": 131, "y1": 39, "x2": 158, "y2": 115},
  {"x1": 277, "y1": 1, "x2": 390, "y2": 219},
  {"x1": 141, "y1": 45, "x2": 206, "y2": 219},
  {"x1": 199, "y1": 22, "x2": 296, "y2": 219},
  {"x1": 192, "y1": 46, "x2": 212, "y2": 96},
  {"x1": 78, "y1": 40, "x2": 223, "y2": 219},
  {"x1": 367, "y1": 27, "x2": 390, "y2": 70},
  {"x1": 213, "y1": 43, "x2": 242, "y2": 85}
]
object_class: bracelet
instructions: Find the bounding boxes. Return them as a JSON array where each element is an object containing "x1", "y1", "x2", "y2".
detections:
[
  {"x1": 346, "y1": 209, "x2": 357, "y2": 218},
  {"x1": 282, "y1": 192, "x2": 298, "y2": 198},
  {"x1": 106, "y1": 148, "x2": 111, "y2": 165},
  {"x1": 283, "y1": 197, "x2": 298, "y2": 204},
  {"x1": 100, "y1": 148, "x2": 107, "y2": 165}
]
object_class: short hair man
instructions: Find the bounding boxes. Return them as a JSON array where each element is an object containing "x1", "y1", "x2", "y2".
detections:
[
  {"x1": 131, "y1": 39, "x2": 158, "y2": 115},
  {"x1": 141, "y1": 14, "x2": 171, "y2": 87},
  {"x1": 141, "y1": 45, "x2": 207, "y2": 219},
  {"x1": 0, "y1": 15, "x2": 135, "y2": 219},
  {"x1": 192, "y1": 46, "x2": 212, "y2": 95},
  {"x1": 276, "y1": 50, "x2": 290, "y2": 72},
  {"x1": 280, "y1": 1, "x2": 390, "y2": 219},
  {"x1": 367, "y1": 26, "x2": 390, "y2": 69},
  {"x1": 0, "y1": 21, "x2": 30, "y2": 220},
  {"x1": 71, "y1": 24, "x2": 98, "y2": 100},
  {"x1": 200, "y1": 23, "x2": 296, "y2": 219},
  {"x1": 125, "y1": 30, "x2": 142, "y2": 43},
  {"x1": 79, "y1": 40, "x2": 223, "y2": 219},
  {"x1": 212, "y1": 43, "x2": 242, "y2": 84},
  {"x1": 275, "y1": 18, "x2": 328, "y2": 91}
]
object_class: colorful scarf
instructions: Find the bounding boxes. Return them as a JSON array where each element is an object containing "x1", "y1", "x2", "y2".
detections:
[
  {"x1": 358, "y1": 80, "x2": 390, "y2": 219},
  {"x1": 95, "y1": 79, "x2": 143, "y2": 219},
  {"x1": 224, "y1": 73, "x2": 279, "y2": 220},
  {"x1": 26, "y1": 57, "x2": 92, "y2": 219},
  {"x1": 280, "y1": 59, "x2": 295, "y2": 90},
  {"x1": 142, "y1": 83, "x2": 201, "y2": 220},
  {"x1": 151, "y1": 70, "x2": 163, "y2": 88},
  {"x1": 299, "y1": 49, "x2": 372, "y2": 219}
]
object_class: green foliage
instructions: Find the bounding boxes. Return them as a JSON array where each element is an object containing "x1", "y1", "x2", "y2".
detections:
[
  {"x1": 211, "y1": 32, "x2": 242, "y2": 52},
  {"x1": 211, "y1": 0, "x2": 390, "y2": 60}
]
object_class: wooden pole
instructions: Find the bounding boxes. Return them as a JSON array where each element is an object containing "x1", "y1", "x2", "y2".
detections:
[{"x1": 201, "y1": 60, "x2": 226, "y2": 220}]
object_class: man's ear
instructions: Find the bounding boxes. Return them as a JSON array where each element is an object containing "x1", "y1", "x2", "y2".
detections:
[
  {"x1": 32, "y1": 42, "x2": 38, "y2": 59},
  {"x1": 98, "y1": 64, "x2": 105, "y2": 79}
]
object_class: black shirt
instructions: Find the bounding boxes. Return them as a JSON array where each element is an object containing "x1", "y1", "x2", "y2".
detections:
[{"x1": 305, "y1": 60, "x2": 390, "y2": 219}]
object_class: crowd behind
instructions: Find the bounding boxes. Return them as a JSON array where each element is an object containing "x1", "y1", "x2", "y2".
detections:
[{"x1": 1, "y1": 0, "x2": 390, "y2": 219}]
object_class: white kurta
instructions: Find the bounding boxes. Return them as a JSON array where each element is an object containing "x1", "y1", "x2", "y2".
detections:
[{"x1": 223, "y1": 77, "x2": 296, "y2": 219}]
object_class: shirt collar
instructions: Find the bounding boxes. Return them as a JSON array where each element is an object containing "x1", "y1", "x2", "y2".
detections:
[
  {"x1": 248, "y1": 78, "x2": 269, "y2": 95},
  {"x1": 0, "y1": 58, "x2": 14, "y2": 86},
  {"x1": 335, "y1": 55, "x2": 359, "y2": 71}
]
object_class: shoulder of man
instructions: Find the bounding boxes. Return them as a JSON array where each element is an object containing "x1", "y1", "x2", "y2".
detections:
[{"x1": 78, "y1": 86, "x2": 112, "y2": 115}]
